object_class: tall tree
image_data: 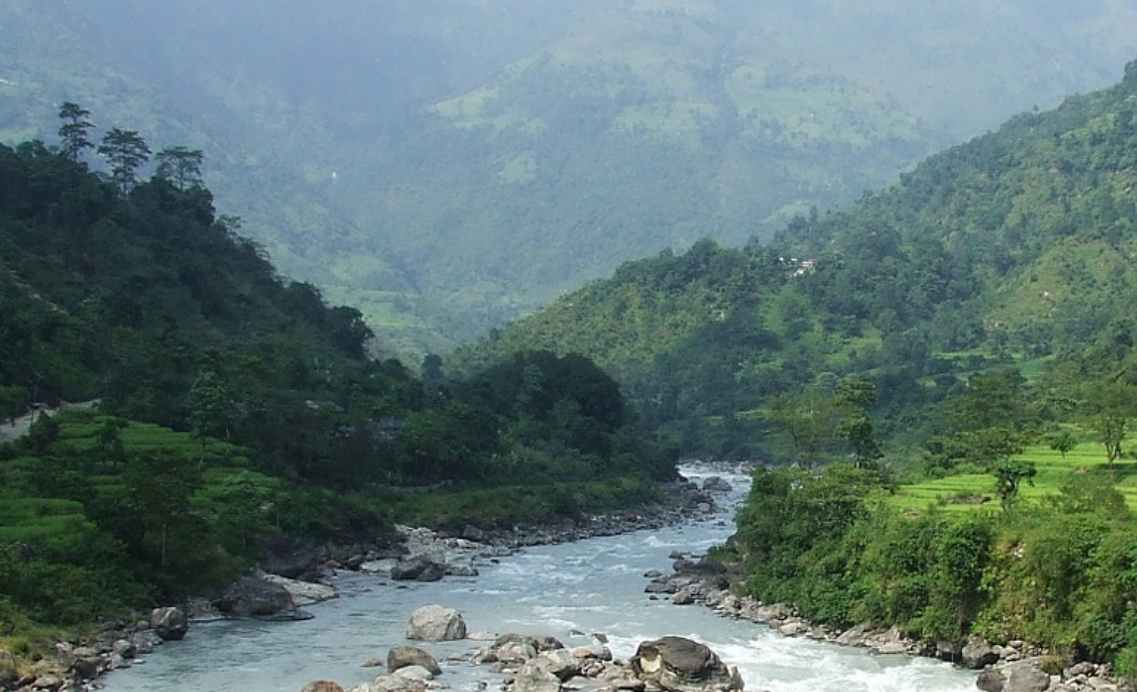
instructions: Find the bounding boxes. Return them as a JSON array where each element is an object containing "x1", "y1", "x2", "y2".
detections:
[
  {"x1": 97, "y1": 128, "x2": 151, "y2": 193},
  {"x1": 155, "y1": 146, "x2": 205, "y2": 190},
  {"x1": 57, "y1": 102, "x2": 94, "y2": 161}
]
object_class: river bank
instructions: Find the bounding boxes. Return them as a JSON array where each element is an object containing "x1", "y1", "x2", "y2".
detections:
[
  {"x1": 96, "y1": 464, "x2": 974, "y2": 692},
  {"x1": 644, "y1": 553, "x2": 1132, "y2": 692},
  {"x1": 1, "y1": 472, "x2": 724, "y2": 692}
]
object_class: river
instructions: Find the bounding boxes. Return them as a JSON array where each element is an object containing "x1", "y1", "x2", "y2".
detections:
[{"x1": 103, "y1": 466, "x2": 977, "y2": 692}]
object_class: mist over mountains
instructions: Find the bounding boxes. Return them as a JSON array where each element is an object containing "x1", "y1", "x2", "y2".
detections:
[{"x1": 4, "y1": 0, "x2": 1137, "y2": 356}]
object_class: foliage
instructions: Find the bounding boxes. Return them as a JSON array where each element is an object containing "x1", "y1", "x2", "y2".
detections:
[
  {"x1": 992, "y1": 460, "x2": 1037, "y2": 512},
  {"x1": 0, "y1": 120, "x2": 678, "y2": 649},
  {"x1": 4, "y1": 2, "x2": 1137, "y2": 355}
]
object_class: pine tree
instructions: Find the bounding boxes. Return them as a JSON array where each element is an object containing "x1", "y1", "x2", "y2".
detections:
[
  {"x1": 155, "y1": 146, "x2": 205, "y2": 190},
  {"x1": 97, "y1": 128, "x2": 151, "y2": 193},
  {"x1": 58, "y1": 102, "x2": 94, "y2": 161}
]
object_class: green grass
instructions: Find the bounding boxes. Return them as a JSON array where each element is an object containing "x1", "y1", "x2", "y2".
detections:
[{"x1": 889, "y1": 432, "x2": 1137, "y2": 514}]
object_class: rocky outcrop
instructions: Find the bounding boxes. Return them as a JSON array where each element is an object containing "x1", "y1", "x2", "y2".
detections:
[
  {"x1": 387, "y1": 646, "x2": 442, "y2": 675},
  {"x1": 216, "y1": 575, "x2": 312, "y2": 620},
  {"x1": 390, "y1": 556, "x2": 446, "y2": 582},
  {"x1": 406, "y1": 605, "x2": 467, "y2": 641},
  {"x1": 630, "y1": 637, "x2": 744, "y2": 692},
  {"x1": 302, "y1": 682, "x2": 346, "y2": 692},
  {"x1": 150, "y1": 606, "x2": 189, "y2": 641}
]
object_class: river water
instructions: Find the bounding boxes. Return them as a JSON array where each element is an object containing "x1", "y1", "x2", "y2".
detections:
[{"x1": 103, "y1": 467, "x2": 976, "y2": 692}]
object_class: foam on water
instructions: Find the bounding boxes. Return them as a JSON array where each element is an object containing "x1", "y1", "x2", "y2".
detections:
[{"x1": 102, "y1": 468, "x2": 976, "y2": 692}]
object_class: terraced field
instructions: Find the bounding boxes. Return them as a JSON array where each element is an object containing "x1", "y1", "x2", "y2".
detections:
[{"x1": 889, "y1": 431, "x2": 1137, "y2": 514}]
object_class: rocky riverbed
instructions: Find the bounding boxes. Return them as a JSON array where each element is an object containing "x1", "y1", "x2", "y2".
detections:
[
  {"x1": 0, "y1": 475, "x2": 720, "y2": 692},
  {"x1": 87, "y1": 464, "x2": 976, "y2": 692},
  {"x1": 298, "y1": 605, "x2": 746, "y2": 692}
]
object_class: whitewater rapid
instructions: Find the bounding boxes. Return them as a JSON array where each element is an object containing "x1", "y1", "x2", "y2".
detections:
[{"x1": 102, "y1": 466, "x2": 976, "y2": 692}]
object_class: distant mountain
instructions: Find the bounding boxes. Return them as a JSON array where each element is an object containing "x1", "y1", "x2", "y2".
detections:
[
  {"x1": 4, "y1": 0, "x2": 1137, "y2": 356},
  {"x1": 457, "y1": 59, "x2": 1137, "y2": 454}
]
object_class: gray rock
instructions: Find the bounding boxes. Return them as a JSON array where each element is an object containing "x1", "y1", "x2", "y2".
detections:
[
  {"x1": 261, "y1": 573, "x2": 338, "y2": 606},
  {"x1": 392, "y1": 557, "x2": 447, "y2": 582},
  {"x1": 367, "y1": 673, "x2": 429, "y2": 692},
  {"x1": 217, "y1": 576, "x2": 300, "y2": 619},
  {"x1": 672, "y1": 587, "x2": 698, "y2": 606},
  {"x1": 112, "y1": 639, "x2": 136, "y2": 659},
  {"x1": 511, "y1": 669, "x2": 562, "y2": 692},
  {"x1": 388, "y1": 647, "x2": 442, "y2": 676},
  {"x1": 522, "y1": 650, "x2": 579, "y2": 681},
  {"x1": 149, "y1": 606, "x2": 189, "y2": 641},
  {"x1": 395, "y1": 665, "x2": 435, "y2": 681},
  {"x1": 977, "y1": 669, "x2": 1005, "y2": 692},
  {"x1": 630, "y1": 637, "x2": 742, "y2": 692},
  {"x1": 962, "y1": 636, "x2": 1001, "y2": 669},
  {"x1": 131, "y1": 629, "x2": 164, "y2": 654},
  {"x1": 406, "y1": 605, "x2": 467, "y2": 641},
  {"x1": 985, "y1": 661, "x2": 1050, "y2": 692}
]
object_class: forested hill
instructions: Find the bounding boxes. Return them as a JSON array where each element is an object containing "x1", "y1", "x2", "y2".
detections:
[
  {"x1": 458, "y1": 59, "x2": 1137, "y2": 457},
  {"x1": 4, "y1": 1, "x2": 1137, "y2": 356},
  {"x1": 0, "y1": 119, "x2": 675, "y2": 652}
]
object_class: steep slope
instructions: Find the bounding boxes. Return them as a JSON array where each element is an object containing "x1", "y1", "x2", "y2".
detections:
[
  {"x1": 458, "y1": 59, "x2": 1137, "y2": 452},
  {"x1": 4, "y1": 1, "x2": 1137, "y2": 356}
]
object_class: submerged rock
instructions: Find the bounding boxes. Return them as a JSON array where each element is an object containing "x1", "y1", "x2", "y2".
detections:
[
  {"x1": 388, "y1": 646, "x2": 441, "y2": 675},
  {"x1": 406, "y1": 605, "x2": 467, "y2": 641}
]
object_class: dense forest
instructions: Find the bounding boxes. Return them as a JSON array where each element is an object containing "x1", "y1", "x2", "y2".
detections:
[
  {"x1": 0, "y1": 108, "x2": 673, "y2": 657},
  {"x1": 462, "y1": 59, "x2": 1137, "y2": 461},
  {"x1": 3, "y1": 1, "x2": 1136, "y2": 356},
  {"x1": 464, "y1": 59, "x2": 1137, "y2": 678}
]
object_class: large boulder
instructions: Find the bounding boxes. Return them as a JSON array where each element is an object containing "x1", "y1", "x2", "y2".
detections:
[
  {"x1": 387, "y1": 646, "x2": 441, "y2": 675},
  {"x1": 630, "y1": 637, "x2": 743, "y2": 692},
  {"x1": 261, "y1": 573, "x2": 338, "y2": 606},
  {"x1": 961, "y1": 636, "x2": 1000, "y2": 669},
  {"x1": 406, "y1": 605, "x2": 467, "y2": 641},
  {"x1": 302, "y1": 682, "x2": 345, "y2": 692},
  {"x1": 391, "y1": 557, "x2": 446, "y2": 582},
  {"x1": 217, "y1": 575, "x2": 311, "y2": 620},
  {"x1": 149, "y1": 606, "x2": 189, "y2": 641},
  {"x1": 976, "y1": 661, "x2": 1050, "y2": 692}
]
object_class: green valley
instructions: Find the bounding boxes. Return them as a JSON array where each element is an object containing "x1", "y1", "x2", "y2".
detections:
[{"x1": 4, "y1": 1, "x2": 1137, "y2": 356}]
